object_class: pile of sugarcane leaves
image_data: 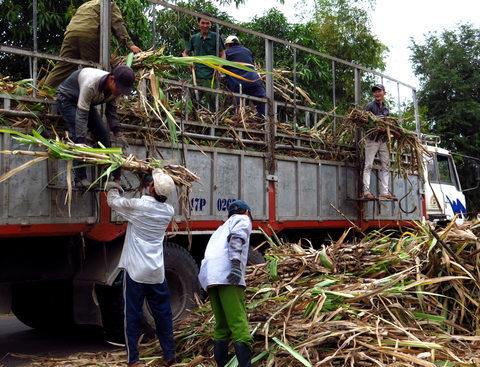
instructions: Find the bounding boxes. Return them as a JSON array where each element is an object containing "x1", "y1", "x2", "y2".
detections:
[
  {"x1": 0, "y1": 127, "x2": 199, "y2": 216},
  {"x1": 11, "y1": 219, "x2": 480, "y2": 367},
  {"x1": 344, "y1": 108, "x2": 431, "y2": 178}
]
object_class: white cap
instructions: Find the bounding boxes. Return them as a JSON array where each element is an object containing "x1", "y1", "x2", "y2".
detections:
[
  {"x1": 152, "y1": 168, "x2": 175, "y2": 198},
  {"x1": 225, "y1": 35, "x2": 239, "y2": 44}
]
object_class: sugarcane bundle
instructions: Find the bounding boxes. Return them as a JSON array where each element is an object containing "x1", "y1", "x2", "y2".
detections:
[
  {"x1": 343, "y1": 108, "x2": 431, "y2": 177},
  {"x1": 111, "y1": 47, "x2": 174, "y2": 71},
  {"x1": 0, "y1": 127, "x2": 198, "y2": 182},
  {"x1": 0, "y1": 127, "x2": 200, "y2": 217},
  {"x1": 112, "y1": 47, "x2": 264, "y2": 82}
]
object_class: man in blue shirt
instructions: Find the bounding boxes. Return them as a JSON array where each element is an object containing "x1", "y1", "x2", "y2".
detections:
[
  {"x1": 182, "y1": 13, "x2": 225, "y2": 109},
  {"x1": 224, "y1": 35, "x2": 266, "y2": 119},
  {"x1": 362, "y1": 84, "x2": 397, "y2": 200}
]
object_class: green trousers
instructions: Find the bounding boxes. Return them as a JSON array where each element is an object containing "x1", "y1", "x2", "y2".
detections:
[
  {"x1": 44, "y1": 34, "x2": 99, "y2": 89},
  {"x1": 195, "y1": 77, "x2": 216, "y2": 110},
  {"x1": 208, "y1": 285, "x2": 253, "y2": 349}
]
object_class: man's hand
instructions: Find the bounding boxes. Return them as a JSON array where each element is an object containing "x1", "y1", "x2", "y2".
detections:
[
  {"x1": 129, "y1": 45, "x2": 142, "y2": 54},
  {"x1": 226, "y1": 259, "x2": 242, "y2": 285},
  {"x1": 105, "y1": 181, "x2": 124, "y2": 194}
]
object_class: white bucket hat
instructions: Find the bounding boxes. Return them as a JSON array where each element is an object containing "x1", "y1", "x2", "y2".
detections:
[
  {"x1": 225, "y1": 35, "x2": 239, "y2": 44},
  {"x1": 152, "y1": 168, "x2": 175, "y2": 197}
]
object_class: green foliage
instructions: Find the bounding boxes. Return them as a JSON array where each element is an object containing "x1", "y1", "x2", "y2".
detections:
[
  {"x1": 0, "y1": 0, "x2": 76, "y2": 79},
  {"x1": 115, "y1": 0, "x2": 151, "y2": 50},
  {"x1": 240, "y1": 8, "x2": 292, "y2": 67},
  {"x1": 0, "y1": 0, "x2": 151, "y2": 80},
  {"x1": 399, "y1": 103, "x2": 430, "y2": 132},
  {"x1": 410, "y1": 23, "x2": 480, "y2": 210},
  {"x1": 313, "y1": 0, "x2": 388, "y2": 111},
  {"x1": 152, "y1": 0, "x2": 234, "y2": 80}
]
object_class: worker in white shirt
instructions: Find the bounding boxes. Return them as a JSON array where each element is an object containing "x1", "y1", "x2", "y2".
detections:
[
  {"x1": 106, "y1": 169, "x2": 176, "y2": 367},
  {"x1": 198, "y1": 200, "x2": 254, "y2": 367}
]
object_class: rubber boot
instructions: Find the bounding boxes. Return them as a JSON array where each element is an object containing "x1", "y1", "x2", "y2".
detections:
[
  {"x1": 214, "y1": 340, "x2": 229, "y2": 367},
  {"x1": 233, "y1": 342, "x2": 252, "y2": 367}
]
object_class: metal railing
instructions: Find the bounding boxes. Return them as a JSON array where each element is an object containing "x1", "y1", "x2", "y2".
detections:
[{"x1": 0, "y1": 0, "x2": 421, "y2": 138}]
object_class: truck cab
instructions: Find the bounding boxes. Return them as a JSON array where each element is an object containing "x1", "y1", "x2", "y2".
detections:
[{"x1": 423, "y1": 135, "x2": 466, "y2": 224}]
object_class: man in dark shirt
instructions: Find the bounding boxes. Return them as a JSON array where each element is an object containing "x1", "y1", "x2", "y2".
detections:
[
  {"x1": 182, "y1": 12, "x2": 225, "y2": 109},
  {"x1": 56, "y1": 65, "x2": 134, "y2": 187},
  {"x1": 362, "y1": 84, "x2": 397, "y2": 200},
  {"x1": 224, "y1": 35, "x2": 266, "y2": 119}
]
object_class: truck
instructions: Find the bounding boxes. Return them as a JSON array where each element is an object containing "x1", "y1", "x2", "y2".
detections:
[
  {"x1": 422, "y1": 135, "x2": 477, "y2": 225},
  {"x1": 0, "y1": 1, "x2": 451, "y2": 339}
]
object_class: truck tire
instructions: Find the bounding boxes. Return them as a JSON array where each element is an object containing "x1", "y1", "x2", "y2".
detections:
[
  {"x1": 97, "y1": 241, "x2": 200, "y2": 342},
  {"x1": 163, "y1": 241, "x2": 201, "y2": 320},
  {"x1": 247, "y1": 246, "x2": 265, "y2": 265},
  {"x1": 11, "y1": 280, "x2": 73, "y2": 330}
]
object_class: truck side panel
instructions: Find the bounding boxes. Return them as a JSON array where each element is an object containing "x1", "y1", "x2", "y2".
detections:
[
  {"x1": 1, "y1": 130, "x2": 97, "y2": 226},
  {"x1": 1, "y1": 130, "x2": 423, "y2": 232},
  {"x1": 112, "y1": 144, "x2": 268, "y2": 222},
  {"x1": 362, "y1": 174, "x2": 421, "y2": 221},
  {"x1": 185, "y1": 146, "x2": 268, "y2": 220}
]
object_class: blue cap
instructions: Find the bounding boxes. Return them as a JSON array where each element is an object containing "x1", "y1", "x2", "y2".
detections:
[{"x1": 228, "y1": 200, "x2": 251, "y2": 214}]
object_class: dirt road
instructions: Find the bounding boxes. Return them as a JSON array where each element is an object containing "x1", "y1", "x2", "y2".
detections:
[{"x1": 0, "y1": 315, "x2": 117, "y2": 366}]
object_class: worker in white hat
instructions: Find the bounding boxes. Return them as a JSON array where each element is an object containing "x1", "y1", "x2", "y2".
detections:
[
  {"x1": 106, "y1": 168, "x2": 176, "y2": 367},
  {"x1": 224, "y1": 35, "x2": 266, "y2": 119}
]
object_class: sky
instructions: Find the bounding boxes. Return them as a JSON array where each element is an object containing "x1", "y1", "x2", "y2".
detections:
[{"x1": 219, "y1": 0, "x2": 480, "y2": 90}]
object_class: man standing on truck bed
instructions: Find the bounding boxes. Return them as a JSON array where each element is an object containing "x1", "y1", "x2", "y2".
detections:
[
  {"x1": 44, "y1": 0, "x2": 142, "y2": 89},
  {"x1": 224, "y1": 35, "x2": 266, "y2": 119},
  {"x1": 362, "y1": 84, "x2": 397, "y2": 200},
  {"x1": 56, "y1": 65, "x2": 134, "y2": 187},
  {"x1": 182, "y1": 12, "x2": 225, "y2": 109},
  {"x1": 198, "y1": 200, "x2": 254, "y2": 367},
  {"x1": 106, "y1": 169, "x2": 177, "y2": 367}
]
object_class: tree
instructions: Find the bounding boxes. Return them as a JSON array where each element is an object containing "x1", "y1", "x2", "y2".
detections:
[
  {"x1": 0, "y1": 0, "x2": 151, "y2": 80},
  {"x1": 410, "y1": 23, "x2": 480, "y2": 210},
  {"x1": 312, "y1": 0, "x2": 388, "y2": 110}
]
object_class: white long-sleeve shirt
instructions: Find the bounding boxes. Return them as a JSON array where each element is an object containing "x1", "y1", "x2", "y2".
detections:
[
  {"x1": 198, "y1": 214, "x2": 251, "y2": 290},
  {"x1": 107, "y1": 190, "x2": 174, "y2": 284}
]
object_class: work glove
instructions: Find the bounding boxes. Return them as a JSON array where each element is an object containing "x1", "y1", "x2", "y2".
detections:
[
  {"x1": 112, "y1": 134, "x2": 129, "y2": 151},
  {"x1": 226, "y1": 259, "x2": 242, "y2": 285},
  {"x1": 105, "y1": 181, "x2": 124, "y2": 194}
]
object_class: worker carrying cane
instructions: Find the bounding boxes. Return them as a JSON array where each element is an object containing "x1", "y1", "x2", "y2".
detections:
[{"x1": 106, "y1": 169, "x2": 177, "y2": 367}]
